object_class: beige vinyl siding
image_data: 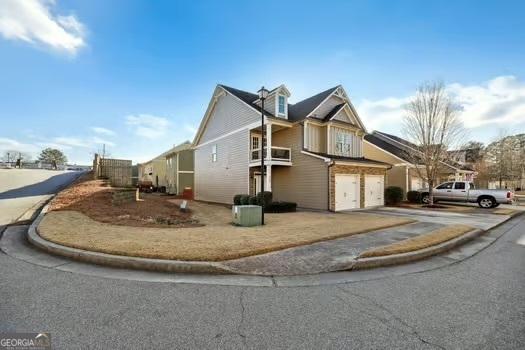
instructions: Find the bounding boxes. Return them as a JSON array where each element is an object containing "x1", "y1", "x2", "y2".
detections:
[
  {"x1": 304, "y1": 123, "x2": 327, "y2": 153},
  {"x1": 271, "y1": 125, "x2": 329, "y2": 210},
  {"x1": 178, "y1": 149, "x2": 194, "y2": 171},
  {"x1": 199, "y1": 92, "x2": 260, "y2": 143},
  {"x1": 194, "y1": 129, "x2": 250, "y2": 204},
  {"x1": 166, "y1": 154, "x2": 177, "y2": 194},
  {"x1": 310, "y1": 95, "x2": 344, "y2": 119},
  {"x1": 363, "y1": 141, "x2": 404, "y2": 165},
  {"x1": 178, "y1": 173, "x2": 194, "y2": 193},
  {"x1": 254, "y1": 94, "x2": 276, "y2": 116},
  {"x1": 386, "y1": 165, "x2": 408, "y2": 196},
  {"x1": 329, "y1": 126, "x2": 362, "y2": 157}
]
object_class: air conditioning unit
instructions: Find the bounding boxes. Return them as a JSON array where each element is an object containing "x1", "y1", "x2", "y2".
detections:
[{"x1": 232, "y1": 205, "x2": 262, "y2": 227}]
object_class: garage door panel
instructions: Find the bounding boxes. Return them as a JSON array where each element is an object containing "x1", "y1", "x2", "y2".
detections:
[
  {"x1": 335, "y1": 174, "x2": 359, "y2": 211},
  {"x1": 365, "y1": 175, "x2": 384, "y2": 207}
]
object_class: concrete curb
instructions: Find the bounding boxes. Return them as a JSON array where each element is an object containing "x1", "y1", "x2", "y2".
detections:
[
  {"x1": 351, "y1": 228, "x2": 484, "y2": 270},
  {"x1": 27, "y1": 191, "x2": 504, "y2": 276},
  {"x1": 27, "y1": 204, "x2": 233, "y2": 274}
]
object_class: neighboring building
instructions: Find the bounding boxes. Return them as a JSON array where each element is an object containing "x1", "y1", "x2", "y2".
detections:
[
  {"x1": 138, "y1": 155, "x2": 168, "y2": 188},
  {"x1": 165, "y1": 141, "x2": 194, "y2": 195},
  {"x1": 192, "y1": 84, "x2": 390, "y2": 211},
  {"x1": 138, "y1": 142, "x2": 195, "y2": 193},
  {"x1": 364, "y1": 131, "x2": 474, "y2": 195}
]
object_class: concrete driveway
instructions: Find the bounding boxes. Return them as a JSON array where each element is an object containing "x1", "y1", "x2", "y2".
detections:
[
  {"x1": 366, "y1": 206, "x2": 511, "y2": 230},
  {"x1": 0, "y1": 169, "x2": 81, "y2": 229}
]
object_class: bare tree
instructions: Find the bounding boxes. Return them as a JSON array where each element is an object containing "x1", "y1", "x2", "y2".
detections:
[
  {"x1": 2, "y1": 150, "x2": 32, "y2": 164},
  {"x1": 402, "y1": 81, "x2": 464, "y2": 206}
]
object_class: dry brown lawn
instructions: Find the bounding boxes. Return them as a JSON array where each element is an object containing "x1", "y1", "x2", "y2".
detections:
[
  {"x1": 358, "y1": 225, "x2": 474, "y2": 259},
  {"x1": 38, "y1": 205, "x2": 414, "y2": 261},
  {"x1": 49, "y1": 173, "x2": 197, "y2": 228}
]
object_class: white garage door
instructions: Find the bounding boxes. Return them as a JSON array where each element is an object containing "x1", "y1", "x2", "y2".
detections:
[
  {"x1": 365, "y1": 175, "x2": 384, "y2": 207},
  {"x1": 335, "y1": 174, "x2": 360, "y2": 211}
]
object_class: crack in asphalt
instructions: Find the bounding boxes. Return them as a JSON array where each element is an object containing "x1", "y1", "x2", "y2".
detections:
[
  {"x1": 236, "y1": 288, "x2": 247, "y2": 347},
  {"x1": 336, "y1": 286, "x2": 447, "y2": 350}
]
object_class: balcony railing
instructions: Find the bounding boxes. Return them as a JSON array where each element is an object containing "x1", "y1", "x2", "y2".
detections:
[{"x1": 250, "y1": 146, "x2": 291, "y2": 163}]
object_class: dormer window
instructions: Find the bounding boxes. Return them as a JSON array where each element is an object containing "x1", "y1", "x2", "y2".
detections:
[{"x1": 278, "y1": 95, "x2": 285, "y2": 115}]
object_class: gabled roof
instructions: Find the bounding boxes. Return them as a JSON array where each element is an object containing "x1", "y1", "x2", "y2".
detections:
[
  {"x1": 219, "y1": 84, "x2": 346, "y2": 122},
  {"x1": 322, "y1": 103, "x2": 346, "y2": 123},
  {"x1": 374, "y1": 130, "x2": 418, "y2": 149},
  {"x1": 141, "y1": 141, "x2": 191, "y2": 165},
  {"x1": 288, "y1": 86, "x2": 339, "y2": 121},
  {"x1": 364, "y1": 133, "x2": 420, "y2": 163},
  {"x1": 164, "y1": 141, "x2": 192, "y2": 157},
  {"x1": 365, "y1": 131, "x2": 474, "y2": 171},
  {"x1": 218, "y1": 84, "x2": 276, "y2": 117}
]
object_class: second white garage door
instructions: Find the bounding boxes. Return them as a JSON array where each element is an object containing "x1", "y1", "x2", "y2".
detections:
[
  {"x1": 365, "y1": 175, "x2": 384, "y2": 207},
  {"x1": 335, "y1": 174, "x2": 360, "y2": 211}
]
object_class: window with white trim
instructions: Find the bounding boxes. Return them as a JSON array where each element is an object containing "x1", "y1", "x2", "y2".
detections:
[
  {"x1": 211, "y1": 144, "x2": 217, "y2": 162},
  {"x1": 278, "y1": 95, "x2": 286, "y2": 115},
  {"x1": 335, "y1": 132, "x2": 352, "y2": 155},
  {"x1": 251, "y1": 136, "x2": 259, "y2": 150}
]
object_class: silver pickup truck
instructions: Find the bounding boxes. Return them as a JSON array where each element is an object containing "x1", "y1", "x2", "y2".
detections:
[{"x1": 420, "y1": 181, "x2": 514, "y2": 208}]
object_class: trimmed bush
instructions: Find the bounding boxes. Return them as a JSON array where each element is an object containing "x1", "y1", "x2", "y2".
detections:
[
  {"x1": 256, "y1": 191, "x2": 273, "y2": 207},
  {"x1": 407, "y1": 191, "x2": 421, "y2": 203},
  {"x1": 265, "y1": 201, "x2": 297, "y2": 213},
  {"x1": 239, "y1": 195, "x2": 251, "y2": 205},
  {"x1": 248, "y1": 196, "x2": 259, "y2": 205},
  {"x1": 385, "y1": 186, "x2": 403, "y2": 205},
  {"x1": 233, "y1": 194, "x2": 245, "y2": 205}
]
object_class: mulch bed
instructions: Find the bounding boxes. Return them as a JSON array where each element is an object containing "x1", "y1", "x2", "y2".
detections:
[{"x1": 49, "y1": 173, "x2": 200, "y2": 228}]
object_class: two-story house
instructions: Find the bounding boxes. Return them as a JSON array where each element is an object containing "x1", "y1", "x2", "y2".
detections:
[{"x1": 192, "y1": 84, "x2": 390, "y2": 211}]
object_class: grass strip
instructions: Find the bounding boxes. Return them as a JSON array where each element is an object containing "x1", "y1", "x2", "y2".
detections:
[{"x1": 358, "y1": 225, "x2": 474, "y2": 259}]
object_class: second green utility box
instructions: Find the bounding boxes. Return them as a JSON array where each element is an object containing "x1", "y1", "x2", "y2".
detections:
[{"x1": 232, "y1": 205, "x2": 262, "y2": 227}]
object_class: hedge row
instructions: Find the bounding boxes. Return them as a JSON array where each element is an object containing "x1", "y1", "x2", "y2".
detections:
[{"x1": 233, "y1": 192, "x2": 297, "y2": 213}]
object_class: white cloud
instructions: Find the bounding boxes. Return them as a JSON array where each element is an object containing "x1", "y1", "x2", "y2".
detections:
[
  {"x1": 125, "y1": 114, "x2": 170, "y2": 139},
  {"x1": 357, "y1": 75, "x2": 525, "y2": 132},
  {"x1": 448, "y1": 76, "x2": 525, "y2": 128},
  {"x1": 0, "y1": 0, "x2": 86, "y2": 54},
  {"x1": 91, "y1": 136, "x2": 115, "y2": 147},
  {"x1": 0, "y1": 137, "x2": 40, "y2": 154},
  {"x1": 52, "y1": 136, "x2": 90, "y2": 148},
  {"x1": 90, "y1": 127, "x2": 115, "y2": 136}
]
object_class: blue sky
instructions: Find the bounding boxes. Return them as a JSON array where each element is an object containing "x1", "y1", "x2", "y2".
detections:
[{"x1": 1, "y1": 0, "x2": 524, "y2": 164}]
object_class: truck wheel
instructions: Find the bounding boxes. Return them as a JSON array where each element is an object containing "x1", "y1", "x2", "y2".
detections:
[
  {"x1": 421, "y1": 193, "x2": 430, "y2": 204},
  {"x1": 478, "y1": 196, "x2": 495, "y2": 208}
]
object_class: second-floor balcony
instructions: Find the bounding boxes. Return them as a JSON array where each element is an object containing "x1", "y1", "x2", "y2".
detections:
[{"x1": 249, "y1": 146, "x2": 292, "y2": 166}]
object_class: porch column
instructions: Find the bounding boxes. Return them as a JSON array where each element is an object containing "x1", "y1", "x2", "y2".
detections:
[
  {"x1": 266, "y1": 165, "x2": 272, "y2": 192},
  {"x1": 265, "y1": 123, "x2": 272, "y2": 192}
]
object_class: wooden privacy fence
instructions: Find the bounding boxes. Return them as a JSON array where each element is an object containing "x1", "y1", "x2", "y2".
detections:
[{"x1": 93, "y1": 154, "x2": 132, "y2": 187}]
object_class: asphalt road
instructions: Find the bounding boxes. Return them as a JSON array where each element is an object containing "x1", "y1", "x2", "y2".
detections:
[
  {"x1": 1, "y1": 215, "x2": 524, "y2": 349},
  {"x1": 0, "y1": 169, "x2": 80, "y2": 228}
]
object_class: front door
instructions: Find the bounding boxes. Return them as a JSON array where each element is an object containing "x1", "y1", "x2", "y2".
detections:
[
  {"x1": 335, "y1": 174, "x2": 360, "y2": 211},
  {"x1": 254, "y1": 174, "x2": 267, "y2": 194}
]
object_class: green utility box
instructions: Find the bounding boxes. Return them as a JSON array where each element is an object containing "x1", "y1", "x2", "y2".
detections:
[{"x1": 232, "y1": 205, "x2": 262, "y2": 227}]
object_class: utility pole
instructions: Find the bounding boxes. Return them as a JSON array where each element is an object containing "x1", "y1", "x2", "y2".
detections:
[{"x1": 102, "y1": 144, "x2": 106, "y2": 159}]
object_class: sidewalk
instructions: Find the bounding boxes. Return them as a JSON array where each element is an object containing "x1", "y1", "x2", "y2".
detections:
[{"x1": 221, "y1": 221, "x2": 447, "y2": 275}]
